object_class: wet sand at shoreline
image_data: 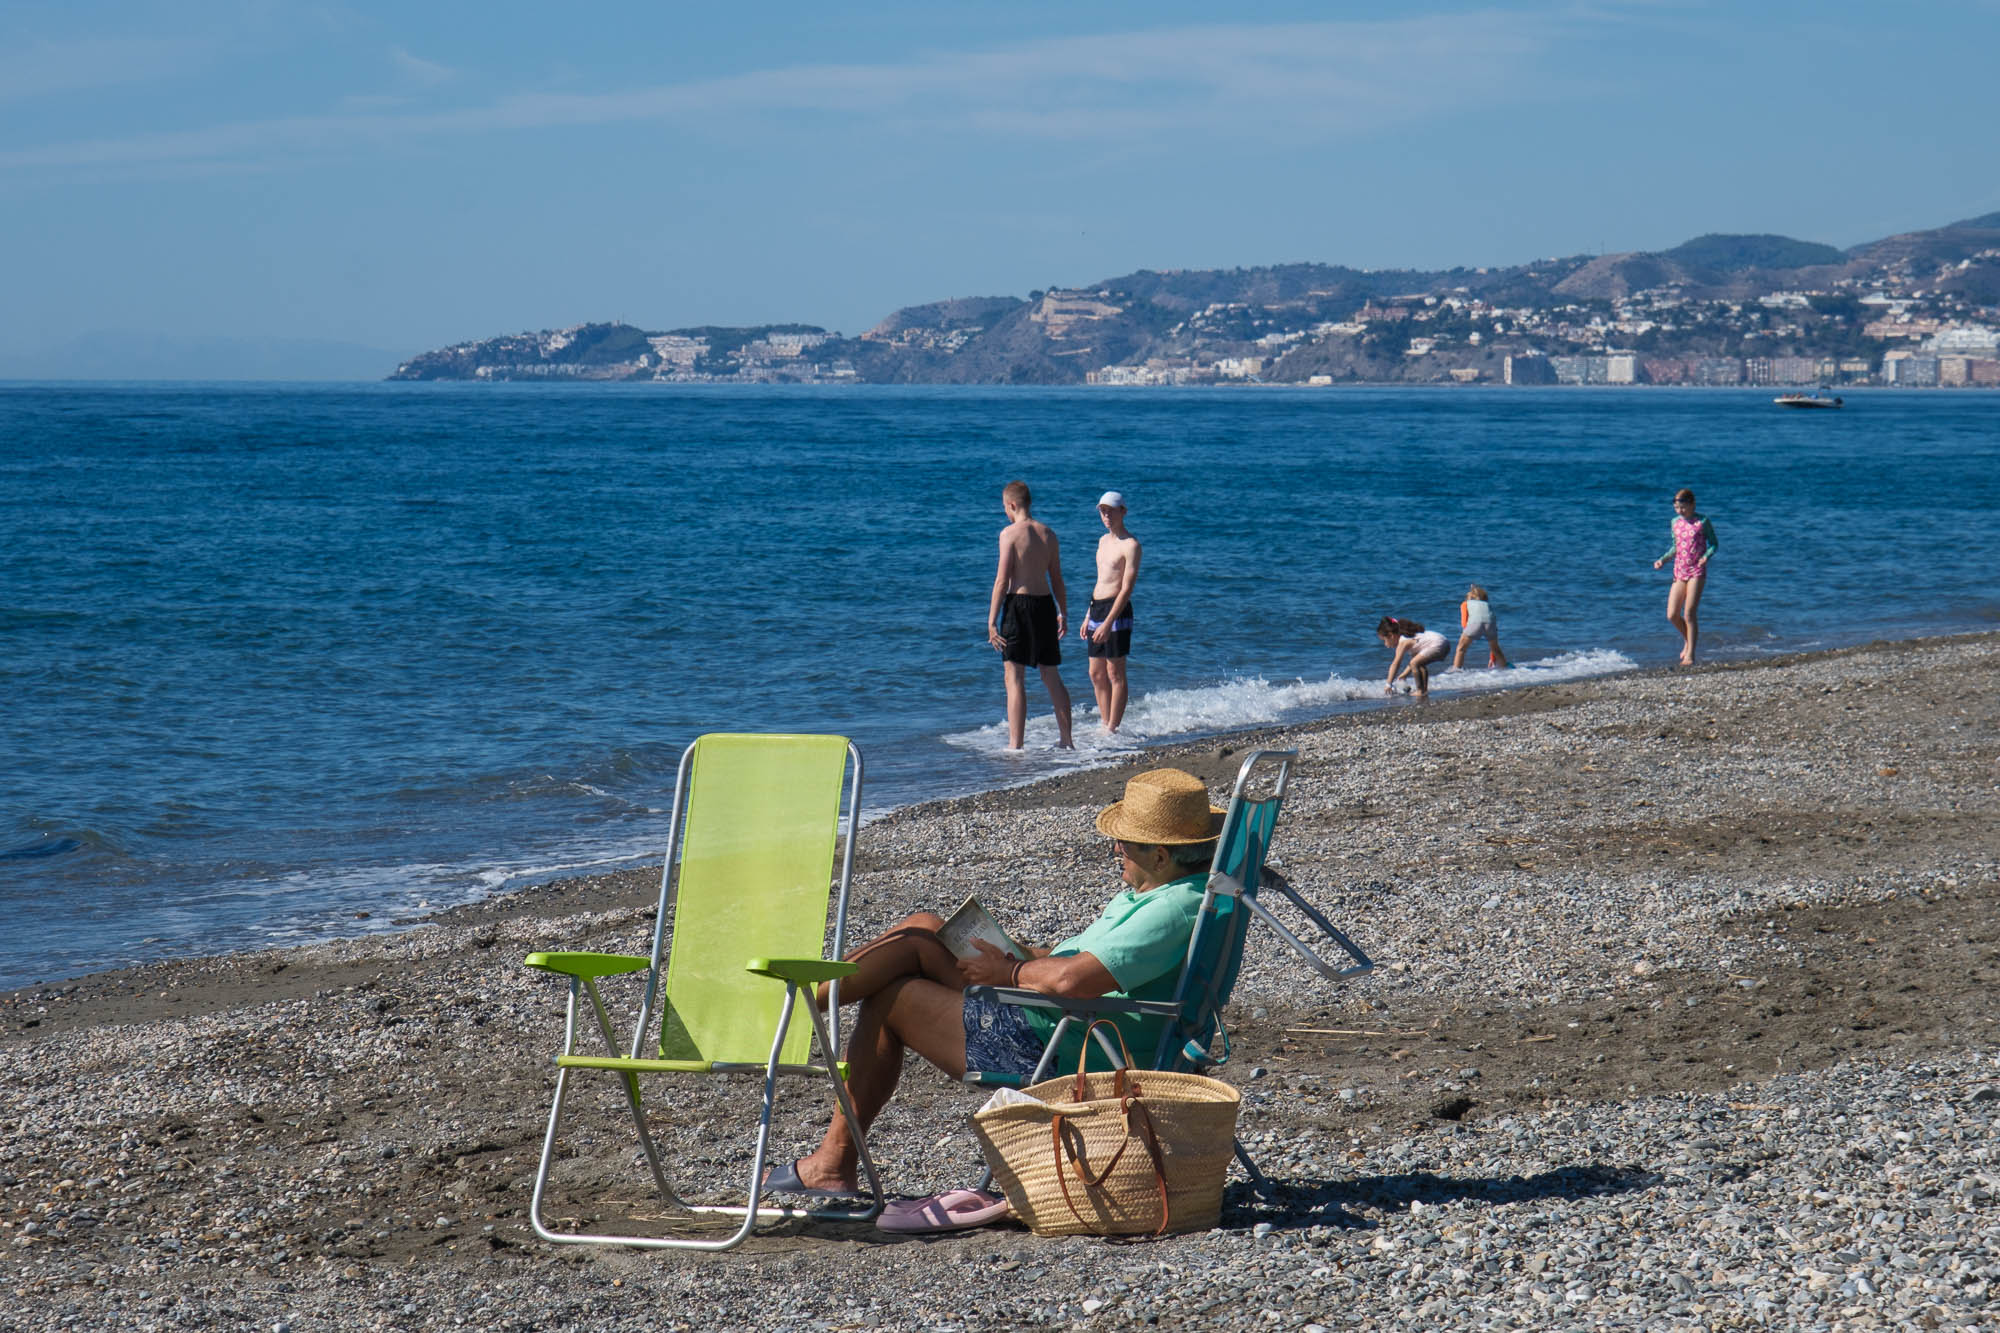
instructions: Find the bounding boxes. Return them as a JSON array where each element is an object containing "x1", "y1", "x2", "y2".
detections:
[{"x1": 4, "y1": 634, "x2": 1996, "y2": 1329}]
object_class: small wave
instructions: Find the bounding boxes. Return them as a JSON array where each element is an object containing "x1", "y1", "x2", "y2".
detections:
[
  {"x1": 1426, "y1": 648, "x2": 1636, "y2": 691},
  {"x1": 0, "y1": 836, "x2": 83, "y2": 861},
  {"x1": 475, "y1": 849, "x2": 661, "y2": 893},
  {"x1": 387, "y1": 767, "x2": 644, "y2": 813},
  {"x1": 0, "y1": 607, "x2": 86, "y2": 629},
  {"x1": 940, "y1": 648, "x2": 1635, "y2": 756},
  {"x1": 279, "y1": 844, "x2": 657, "y2": 903},
  {"x1": 110, "y1": 841, "x2": 671, "y2": 956},
  {"x1": 937, "y1": 714, "x2": 1147, "y2": 763},
  {"x1": 0, "y1": 821, "x2": 125, "y2": 861}
]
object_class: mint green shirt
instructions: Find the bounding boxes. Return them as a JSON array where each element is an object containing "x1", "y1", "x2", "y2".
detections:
[{"x1": 1022, "y1": 872, "x2": 1207, "y2": 1072}]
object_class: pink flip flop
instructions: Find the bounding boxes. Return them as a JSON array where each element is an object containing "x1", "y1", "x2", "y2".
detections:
[{"x1": 876, "y1": 1188, "x2": 1010, "y2": 1233}]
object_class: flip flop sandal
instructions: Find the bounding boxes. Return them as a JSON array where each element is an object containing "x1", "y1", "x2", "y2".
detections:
[
  {"x1": 761, "y1": 1159, "x2": 864, "y2": 1199},
  {"x1": 875, "y1": 1188, "x2": 1011, "y2": 1233}
]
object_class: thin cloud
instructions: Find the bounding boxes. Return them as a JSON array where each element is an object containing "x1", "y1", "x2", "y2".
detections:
[
  {"x1": 0, "y1": 34, "x2": 214, "y2": 104},
  {"x1": 0, "y1": 14, "x2": 1553, "y2": 174},
  {"x1": 389, "y1": 46, "x2": 455, "y2": 88},
  {"x1": 335, "y1": 45, "x2": 458, "y2": 109}
]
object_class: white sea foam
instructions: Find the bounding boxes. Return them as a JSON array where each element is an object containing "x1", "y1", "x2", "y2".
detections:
[
  {"x1": 941, "y1": 648, "x2": 1635, "y2": 758},
  {"x1": 235, "y1": 843, "x2": 668, "y2": 946}
]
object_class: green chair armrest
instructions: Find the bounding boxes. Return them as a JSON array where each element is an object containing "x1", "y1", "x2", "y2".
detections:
[
  {"x1": 745, "y1": 958, "x2": 859, "y2": 985},
  {"x1": 524, "y1": 951, "x2": 652, "y2": 979}
]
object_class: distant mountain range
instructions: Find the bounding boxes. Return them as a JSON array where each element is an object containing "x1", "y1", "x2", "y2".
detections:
[{"x1": 389, "y1": 213, "x2": 2000, "y2": 386}]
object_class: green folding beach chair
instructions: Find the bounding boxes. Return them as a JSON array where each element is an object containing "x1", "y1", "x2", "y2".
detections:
[
  {"x1": 965, "y1": 749, "x2": 1373, "y2": 1192},
  {"x1": 523, "y1": 733, "x2": 883, "y2": 1250}
]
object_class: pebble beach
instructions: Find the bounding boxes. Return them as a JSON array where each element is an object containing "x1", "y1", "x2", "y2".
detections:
[{"x1": 4, "y1": 634, "x2": 1997, "y2": 1331}]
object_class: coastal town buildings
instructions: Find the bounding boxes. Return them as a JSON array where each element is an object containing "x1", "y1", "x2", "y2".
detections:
[
  {"x1": 1503, "y1": 353, "x2": 1555, "y2": 385},
  {"x1": 1883, "y1": 353, "x2": 1942, "y2": 386},
  {"x1": 646, "y1": 335, "x2": 705, "y2": 371},
  {"x1": 1930, "y1": 325, "x2": 2000, "y2": 355},
  {"x1": 392, "y1": 215, "x2": 2000, "y2": 388},
  {"x1": 1746, "y1": 356, "x2": 1821, "y2": 385}
]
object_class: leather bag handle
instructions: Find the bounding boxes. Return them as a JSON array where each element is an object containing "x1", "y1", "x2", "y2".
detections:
[
  {"x1": 1048, "y1": 1091, "x2": 1172, "y2": 1236},
  {"x1": 1071, "y1": 1018, "x2": 1139, "y2": 1101}
]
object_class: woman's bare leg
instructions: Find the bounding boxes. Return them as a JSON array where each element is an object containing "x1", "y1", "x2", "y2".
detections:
[
  {"x1": 815, "y1": 912, "x2": 958, "y2": 1009},
  {"x1": 792, "y1": 976, "x2": 968, "y2": 1190},
  {"x1": 1452, "y1": 634, "x2": 1472, "y2": 670}
]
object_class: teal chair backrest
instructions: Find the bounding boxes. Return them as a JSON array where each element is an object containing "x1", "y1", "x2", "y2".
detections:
[{"x1": 1154, "y1": 788, "x2": 1281, "y2": 1071}]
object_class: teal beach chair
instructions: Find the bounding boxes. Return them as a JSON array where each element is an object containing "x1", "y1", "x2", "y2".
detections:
[
  {"x1": 523, "y1": 733, "x2": 883, "y2": 1251},
  {"x1": 965, "y1": 749, "x2": 1373, "y2": 1190}
]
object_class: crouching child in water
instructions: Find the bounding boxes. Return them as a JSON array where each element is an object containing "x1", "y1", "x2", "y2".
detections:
[{"x1": 1379, "y1": 616, "x2": 1449, "y2": 698}]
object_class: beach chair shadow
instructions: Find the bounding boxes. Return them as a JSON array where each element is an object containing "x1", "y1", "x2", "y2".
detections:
[
  {"x1": 965, "y1": 749, "x2": 1374, "y2": 1194},
  {"x1": 1223, "y1": 1163, "x2": 1668, "y2": 1231},
  {"x1": 521, "y1": 732, "x2": 884, "y2": 1251}
]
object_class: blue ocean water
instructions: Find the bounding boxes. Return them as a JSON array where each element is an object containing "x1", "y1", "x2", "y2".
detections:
[{"x1": 3, "y1": 384, "x2": 1996, "y2": 989}]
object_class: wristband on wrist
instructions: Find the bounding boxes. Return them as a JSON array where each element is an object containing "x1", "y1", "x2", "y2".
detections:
[{"x1": 1010, "y1": 960, "x2": 1023, "y2": 986}]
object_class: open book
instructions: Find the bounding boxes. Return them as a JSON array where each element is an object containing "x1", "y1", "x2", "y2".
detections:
[{"x1": 938, "y1": 895, "x2": 1029, "y2": 962}]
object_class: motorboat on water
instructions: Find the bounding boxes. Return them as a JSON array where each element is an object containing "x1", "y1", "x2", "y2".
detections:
[{"x1": 1774, "y1": 392, "x2": 1843, "y2": 409}]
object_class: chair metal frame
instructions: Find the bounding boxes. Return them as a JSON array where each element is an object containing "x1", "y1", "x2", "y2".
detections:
[{"x1": 525, "y1": 734, "x2": 883, "y2": 1251}]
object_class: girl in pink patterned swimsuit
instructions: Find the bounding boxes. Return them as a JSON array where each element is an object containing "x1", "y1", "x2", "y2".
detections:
[{"x1": 1652, "y1": 488, "x2": 1718, "y2": 665}]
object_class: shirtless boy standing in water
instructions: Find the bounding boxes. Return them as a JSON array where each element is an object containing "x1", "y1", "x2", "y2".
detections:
[
  {"x1": 987, "y1": 481, "x2": 1073, "y2": 750},
  {"x1": 1081, "y1": 490, "x2": 1141, "y2": 734}
]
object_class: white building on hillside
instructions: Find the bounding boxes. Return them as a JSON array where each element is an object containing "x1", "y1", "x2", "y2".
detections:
[
  {"x1": 762, "y1": 333, "x2": 829, "y2": 356},
  {"x1": 647, "y1": 335, "x2": 706, "y2": 370},
  {"x1": 1928, "y1": 325, "x2": 2000, "y2": 355}
]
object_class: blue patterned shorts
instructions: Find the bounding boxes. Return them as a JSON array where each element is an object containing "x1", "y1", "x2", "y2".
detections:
[{"x1": 962, "y1": 988, "x2": 1048, "y2": 1079}]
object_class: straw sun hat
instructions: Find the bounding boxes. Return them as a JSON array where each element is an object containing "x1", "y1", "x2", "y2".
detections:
[{"x1": 1094, "y1": 768, "x2": 1225, "y2": 845}]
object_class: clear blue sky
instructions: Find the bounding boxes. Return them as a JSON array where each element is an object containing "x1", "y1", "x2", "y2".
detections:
[{"x1": 4, "y1": 0, "x2": 1997, "y2": 363}]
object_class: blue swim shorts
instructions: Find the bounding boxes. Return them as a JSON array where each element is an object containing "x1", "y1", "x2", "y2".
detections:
[{"x1": 962, "y1": 988, "x2": 1049, "y2": 1079}]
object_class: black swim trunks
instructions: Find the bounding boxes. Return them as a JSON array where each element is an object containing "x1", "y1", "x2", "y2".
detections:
[
  {"x1": 1082, "y1": 595, "x2": 1133, "y2": 659},
  {"x1": 999, "y1": 593, "x2": 1061, "y2": 667}
]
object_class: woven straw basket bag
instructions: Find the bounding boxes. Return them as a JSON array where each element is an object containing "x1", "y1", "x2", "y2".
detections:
[{"x1": 973, "y1": 1022, "x2": 1242, "y2": 1237}]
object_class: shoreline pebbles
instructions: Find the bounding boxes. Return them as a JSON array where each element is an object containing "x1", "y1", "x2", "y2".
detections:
[{"x1": 4, "y1": 633, "x2": 1997, "y2": 1330}]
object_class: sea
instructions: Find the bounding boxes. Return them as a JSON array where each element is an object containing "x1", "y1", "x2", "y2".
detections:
[{"x1": 3, "y1": 384, "x2": 1996, "y2": 990}]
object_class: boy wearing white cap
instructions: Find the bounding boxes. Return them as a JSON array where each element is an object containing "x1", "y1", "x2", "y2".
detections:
[{"x1": 1081, "y1": 490, "x2": 1141, "y2": 734}]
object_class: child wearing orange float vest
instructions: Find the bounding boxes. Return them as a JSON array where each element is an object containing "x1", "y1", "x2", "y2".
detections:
[{"x1": 1452, "y1": 584, "x2": 1510, "y2": 670}]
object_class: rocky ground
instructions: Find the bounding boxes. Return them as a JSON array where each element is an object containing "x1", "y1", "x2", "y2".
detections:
[{"x1": 4, "y1": 635, "x2": 1997, "y2": 1331}]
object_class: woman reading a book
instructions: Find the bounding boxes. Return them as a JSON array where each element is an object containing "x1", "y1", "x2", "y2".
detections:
[{"x1": 763, "y1": 767, "x2": 1224, "y2": 1199}]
